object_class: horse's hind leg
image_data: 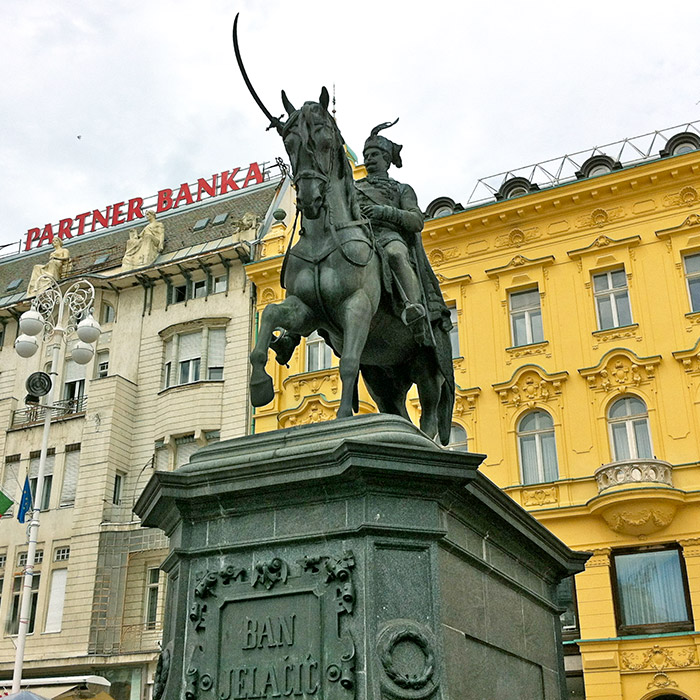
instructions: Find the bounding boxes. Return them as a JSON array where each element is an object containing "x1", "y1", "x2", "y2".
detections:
[
  {"x1": 249, "y1": 296, "x2": 314, "y2": 407},
  {"x1": 414, "y1": 356, "x2": 444, "y2": 440}
]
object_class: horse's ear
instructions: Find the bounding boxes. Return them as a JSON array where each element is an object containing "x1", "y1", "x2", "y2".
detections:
[
  {"x1": 319, "y1": 86, "x2": 330, "y2": 111},
  {"x1": 281, "y1": 90, "x2": 296, "y2": 116}
]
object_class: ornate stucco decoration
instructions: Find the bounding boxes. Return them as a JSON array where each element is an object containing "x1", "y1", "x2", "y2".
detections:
[
  {"x1": 494, "y1": 226, "x2": 541, "y2": 249},
  {"x1": 662, "y1": 185, "x2": 699, "y2": 210},
  {"x1": 585, "y1": 548, "x2": 611, "y2": 568},
  {"x1": 121, "y1": 210, "x2": 165, "y2": 271},
  {"x1": 284, "y1": 368, "x2": 340, "y2": 402},
  {"x1": 453, "y1": 386, "x2": 481, "y2": 416},
  {"x1": 566, "y1": 233, "x2": 641, "y2": 271},
  {"x1": 492, "y1": 364, "x2": 568, "y2": 409},
  {"x1": 278, "y1": 395, "x2": 337, "y2": 428},
  {"x1": 575, "y1": 206, "x2": 626, "y2": 229},
  {"x1": 522, "y1": 485, "x2": 558, "y2": 507},
  {"x1": 486, "y1": 254, "x2": 555, "y2": 280},
  {"x1": 672, "y1": 338, "x2": 700, "y2": 375},
  {"x1": 578, "y1": 349, "x2": 660, "y2": 393},
  {"x1": 427, "y1": 246, "x2": 461, "y2": 267},
  {"x1": 655, "y1": 211, "x2": 700, "y2": 250},
  {"x1": 260, "y1": 225, "x2": 289, "y2": 258},
  {"x1": 679, "y1": 537, "x2": 700, "y2": 557},
  {"x1": 505, "y1": 340, "x2": 550, "y2": 365},
  {"x1": 620, "y1": 644, "x2": 698, "y2": 691}
]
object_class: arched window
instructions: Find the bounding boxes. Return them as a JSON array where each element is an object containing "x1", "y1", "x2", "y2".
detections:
[
  {"x1": 447, "y1": 423, "x2": 468, "y2": 452},
  {"x1": 305, "y1": 331, "x2": 333, "y2": 372},
  {"x1": 517, "y1": 410, "x2": 558, "y2": 484},
  {"x1": 608, "y1": 396, "x2": 653, "y2": 461}
]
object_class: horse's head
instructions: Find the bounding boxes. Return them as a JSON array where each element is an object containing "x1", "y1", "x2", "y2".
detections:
[{"x1": 280, "y1": 87, "x2": 343, "y2": 220}]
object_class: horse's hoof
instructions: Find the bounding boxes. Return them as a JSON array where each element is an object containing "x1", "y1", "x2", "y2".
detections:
[{"x1": 250, "y1": 374, "x2": 274, "y2": 406}]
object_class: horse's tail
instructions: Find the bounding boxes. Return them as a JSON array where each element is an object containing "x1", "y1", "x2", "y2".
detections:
[{"x1": 437, "y1": 374, "x2": 455, "y2": 446}]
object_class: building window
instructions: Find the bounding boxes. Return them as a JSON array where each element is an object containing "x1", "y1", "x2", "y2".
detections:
[
  {"x1": 163, "y1": 327, "x2": 226, "y2": 388},
  {"x1": 0, "y1": 323, "x2": 5, "y2": 348},
  {"x1": 100, "y1": 302, "x2": 116, "y2": 325},
  {"x1": 608, "y1": 396, "x2": 653, "y2": 461},
  {"x1": 213, "y1": 274, "x2": 228, "y2": 294},
  {"x1": 448, "y1": 307, "x2": 460, "y2": 358},
  {"x1": 192, "y1": 279, "x2": 207, "y2": 299},
  {"x1": 54, "y1": 546, "x2": 70, "y2": 562},
  {"x1": 44, "y1": 568, "x2": 68, "y2": 633},
  {"x1": 172, "y1": 283, "x2": 188, "y2": 304},
  {"x1": 612, "y1": 546, "x2": 693, "y2": 635},
  {"x1": 95, "y1": 350, "x2": 109, "y2": 379},
  {"x1": 305, "y1": 331, "x2": 333, "y2": 372},
  {"x1": 63, "y1": 359, "x2": 86, "y2": 408},
  {"x1": 18, "y1": 550, "x2": 43, "y2": 567},
  {"x1": 0, "y1": 553, "x2": 6, "y2": 569},
  {"x1": 113, "y1": 471, "x2": 125, "y2": 505},
  {"x1": 2, "y1": 455, "x2": 21, "y2": 517},
  {"x1": 8, "y1": 573, "x2": 40, "y2": 635},
  {"x1": 447, "y1": 423, "x2": 468, "y2": 452},
  {"x1": 59, "y1": 444, "x2": 80, "y2": 507},
  {"x1": 517, "y1": 410, "x2": 558, "y2": 485},
  {"x1": 509, "y1": 288, "x2": 544, "y2": 347},
  {"x1": 145, "y1": 567, "x2": 161, "y2": 630},
  {"x1": 556, "y1": 577, "x2": 579, "y2": 636},
  {"x1": 684, "y1": 252, "x2": 700, "y2": 313},
  {"x1": 593, "y1": 268, "x2": 632, "y2": 330},
  {"x1": 29, "y1": 450, "x2": 55, "y2": 511}
]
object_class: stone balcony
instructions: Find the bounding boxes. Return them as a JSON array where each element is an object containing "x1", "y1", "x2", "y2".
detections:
[
  {"x1": 588, "y1": 458, "x2": 685, "y2": 535},
  {"x1": 595, "y1": 458, "x2": 673, "y2": 493}
]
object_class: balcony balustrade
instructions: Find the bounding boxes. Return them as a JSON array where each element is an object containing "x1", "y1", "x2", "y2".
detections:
[
  {"x1": 11, "y1": 396, "x2": 87, "y2": 428},
  {"x1": 595, "y1": 458, "x2": 673, "y2": 493}
]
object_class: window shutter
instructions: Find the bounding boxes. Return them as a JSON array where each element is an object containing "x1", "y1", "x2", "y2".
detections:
[
  {"x1": 207, "y1": 328, "x2": 226, "y2": 367},
  {"x1": 154, "y1": 444, "x2": 169, "y2": 471},
  {"x1": 179, "y1": 332, "x2": 201, "y2": 362},
  {"x1": 2, "y1": 461, "x2": 19, "y2": 515},
  {"x1": 44, "y1": 568, "x2": 68, "y2": 633},
  {"x1": 60, "y1": 447, "x2": 80, "y2": 506},
  {"x1": 30, "y1": 452, "x2": 55, "y2": 478},
  {"x1": 63, "y1": 359, "x2": 85, "y2": 382},
  {"x1": 164, "y1": 338, "x2": 173, "y2": 365}
]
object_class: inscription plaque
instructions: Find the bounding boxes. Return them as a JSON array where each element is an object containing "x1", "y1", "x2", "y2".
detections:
[{"x1": 184, "y1": 553, "x2": 356, "y2": 700}]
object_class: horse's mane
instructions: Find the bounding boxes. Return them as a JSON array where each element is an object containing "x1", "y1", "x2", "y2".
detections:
[{"x1": 284, "y1": 102, "x2": 362, "y2": 221}]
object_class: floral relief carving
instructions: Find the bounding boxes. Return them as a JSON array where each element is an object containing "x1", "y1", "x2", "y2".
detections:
[
  {"x1": 580, "y1": 352, "x2": 659, "y2": 393},
  {"x1": 495, "y1": 227, "x2": 541, "y2": 249},
  {"x1": 673, "y1": 343, "x2": 700, "y2": 375},
  {"x1": 260, "y1": 287, "x2": 277, "y2": 304},
  {"x1": 453, "y1": 388, "x2": 480, "y2": 416},
  {"x1": 279, "y1": 397, "x2": 337, "y2": 428},
  {"x1": 428, "y1": 246, "x2": 460, "y2": 267},
  {"x1": 494, "y1": 367, "x2": 566, "y2": 408},
  {"x1": 592, "y1": 326, "x2": 640, "y2": 347},
  {"x1": 287, "y1": 369, "x2": 339, "y2": 401},
  {"x1": 620, "y1": 645, "x2": 697, "y2": 677},
  {"x1": 662, "y1": 186, "x2": 699, "y2": 209},
  {"x1": 576, "y1": 207, "x2": 625, "y2": 229},
  {"x1": 505, "y1": 341, "x2": 549, "y2": 364},
  {"x1": 604, "y1": 508, "x2": 675, "y2": 535},
  {"x1": 522, "y1": 486, "x2": 558, "y2": 507}
]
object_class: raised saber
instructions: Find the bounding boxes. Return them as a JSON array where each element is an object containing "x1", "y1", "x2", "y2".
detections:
[{"x1": 232, "y1": 14, "x2": 283, "y2": 132}]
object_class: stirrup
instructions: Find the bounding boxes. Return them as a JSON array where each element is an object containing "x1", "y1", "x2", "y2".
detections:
[{"x1": 401, "y1": 302, "x2": 426, "y2": 326}]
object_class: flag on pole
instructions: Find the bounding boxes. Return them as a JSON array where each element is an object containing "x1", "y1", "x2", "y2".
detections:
[
  {"x1": 0, "y1": 488, "x2": 13, "y2": 516},
  {"x1": 17, "y1": 477, "x2": 32, "y2": 524}
]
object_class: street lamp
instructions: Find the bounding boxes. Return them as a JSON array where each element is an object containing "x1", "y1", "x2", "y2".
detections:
[{"x1": 11, "y1": 275, "x2": 101, "y2": 694}]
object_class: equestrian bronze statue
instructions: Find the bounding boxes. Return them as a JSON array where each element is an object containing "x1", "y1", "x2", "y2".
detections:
[{"x1": 233, "y1": 16, "x2": 455, "y2": 443}]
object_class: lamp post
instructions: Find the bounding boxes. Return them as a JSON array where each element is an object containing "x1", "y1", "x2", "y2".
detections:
[{"x1": 12, "y1": 275, "x2": 101, "y2": 694}]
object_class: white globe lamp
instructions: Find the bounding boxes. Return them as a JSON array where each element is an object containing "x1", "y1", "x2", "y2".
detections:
[
  {"x1": 77, "y1": 314, "x2": 102, "y2": 343},
  {"x1": 15, "y1": 334, "x2": 39, "y2": 358},
  {"x1": 72, "y1": 341, "x2": 95, "y2": 365},
  {"x1": 19, "y1": 309, "x2": 44, "y2": 336}
]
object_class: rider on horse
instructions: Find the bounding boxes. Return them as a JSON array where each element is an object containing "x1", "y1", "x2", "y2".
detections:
[{"x1": 355, "y1": 120, "x2": 451, "y2": 342}]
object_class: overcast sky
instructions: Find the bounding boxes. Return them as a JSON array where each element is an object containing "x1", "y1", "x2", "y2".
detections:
[{"x1": 2, "y1": 0, "x2": 700, "y2": 254}]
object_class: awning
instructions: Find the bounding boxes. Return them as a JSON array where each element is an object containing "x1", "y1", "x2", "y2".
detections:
[{"x1": 0, "y1": 677, "x2": 110, "y2": 700}]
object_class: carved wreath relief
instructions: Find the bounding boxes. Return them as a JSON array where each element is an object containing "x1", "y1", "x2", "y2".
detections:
[{"x1": 183, "y1": 552, "x2": 356, "y2": 700}]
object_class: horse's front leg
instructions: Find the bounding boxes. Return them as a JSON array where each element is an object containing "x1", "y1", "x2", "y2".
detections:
[
  {"x1": 250, "y1": 296, "x2": 314, "y2": 407},
  {"x1": 336, "y1": 291, "x2": 373, "y2": 418}
]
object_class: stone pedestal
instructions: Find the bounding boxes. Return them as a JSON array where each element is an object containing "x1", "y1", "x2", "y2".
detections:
[{"x1": 135, "y1": 415, "x2": 588, "y2": 700}]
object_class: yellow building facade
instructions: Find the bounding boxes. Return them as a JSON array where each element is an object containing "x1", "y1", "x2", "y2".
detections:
[{"x1": 246, "y1": 129, "x2": 700, "y2": 699}]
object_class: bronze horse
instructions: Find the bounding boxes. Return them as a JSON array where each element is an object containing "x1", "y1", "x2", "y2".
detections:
[{"x1": 234, "y1": 21, "x2": 454, "y2": 442}]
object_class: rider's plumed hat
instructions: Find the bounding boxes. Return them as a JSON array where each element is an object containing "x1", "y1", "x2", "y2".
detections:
[{"x1": 364, "y1": 119, "x2": 403, "y2": 169}]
